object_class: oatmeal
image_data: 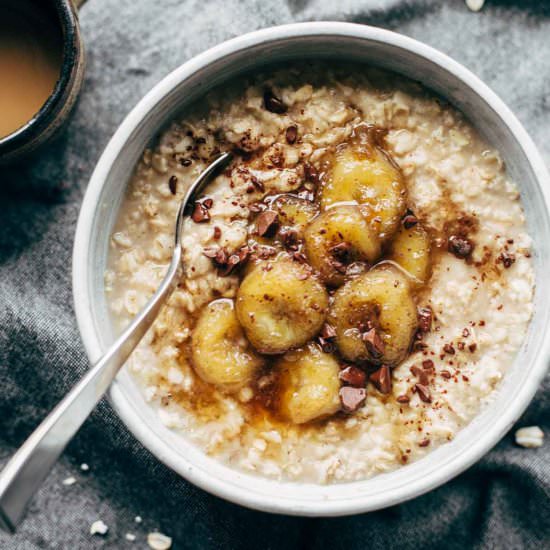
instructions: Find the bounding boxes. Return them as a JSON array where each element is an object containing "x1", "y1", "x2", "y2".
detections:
[{"x1": 106, "y1": 65, "x2": 534, "y2": 483}]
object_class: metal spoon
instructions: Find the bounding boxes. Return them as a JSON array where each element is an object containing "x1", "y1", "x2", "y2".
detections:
[{"x1": 0, "y1": 152, "x2": 233, "y2": 533}]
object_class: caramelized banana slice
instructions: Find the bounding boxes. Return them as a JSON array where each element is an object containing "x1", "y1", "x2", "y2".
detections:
[
  {"x1": 388, "y1": 222, "x2": 432, "y2": 287},
  {"x1": 329, "y1": 266, "x2": 417, "y2": 365},
  {"x1": 272, "y1": 194, "x2": 318, "y2": 236},
  {"x1": 191, "y1": 299, "x2": 263, "y2": 390},
  {"x1": 322, "y1": 147, "x2": 406, "y2": 241},
  {"x1": 236, "y1": 259, "x2": 329, "y2": 354},
  {"x1": 304, "y1": 205, "x2": 381, "y2": 286},
  {"x1": 276, "y1": 343, "x2": 341, "y2": 424}
]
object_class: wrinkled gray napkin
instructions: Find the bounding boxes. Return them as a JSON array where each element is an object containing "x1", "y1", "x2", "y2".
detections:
[{"x1": 1, "y1": 0, "x2": 549, "y2": 548}]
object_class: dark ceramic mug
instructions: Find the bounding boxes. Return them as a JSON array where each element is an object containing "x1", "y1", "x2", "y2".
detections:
[{"x1": 0, "y1": 0, "x2": 86, "y2": 164}]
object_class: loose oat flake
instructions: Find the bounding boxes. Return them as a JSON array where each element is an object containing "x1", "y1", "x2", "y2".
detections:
[
  {"x1": 515, "y1": 426, "x2": 544, "y2": 448},
  {"x1": 147, "y1": 532, "x2": 172, "y2": 550},
  {"x1": 90, "y1": 520, "x2": 108, "y2": 536},
  {"x1": 465, "y1": 0, "x2": 484, "y2": 11}
]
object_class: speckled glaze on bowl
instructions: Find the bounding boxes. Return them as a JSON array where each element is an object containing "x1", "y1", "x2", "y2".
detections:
[{"x1": 72, "y1": 23, "x2": 550, "y2": 516}]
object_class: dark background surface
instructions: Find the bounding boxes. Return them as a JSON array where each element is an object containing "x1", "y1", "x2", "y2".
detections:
[{"x1": 1, "y1": 0, "x2": 549, "y2": 548}]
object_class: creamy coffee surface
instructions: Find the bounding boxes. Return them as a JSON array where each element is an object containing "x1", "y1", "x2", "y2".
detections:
[{"x1": 0, "y1": 1, "x2": 62, "y2": 138}]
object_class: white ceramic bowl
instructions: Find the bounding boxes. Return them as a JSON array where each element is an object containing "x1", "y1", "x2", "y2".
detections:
[{"x1": 73, "y1": 22, "x2": 550, "y2": 516}]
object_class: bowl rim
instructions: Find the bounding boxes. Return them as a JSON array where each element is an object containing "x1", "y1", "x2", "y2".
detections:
[{"x1": 73, "y1": 21, "x2": 550, "y2": 516}]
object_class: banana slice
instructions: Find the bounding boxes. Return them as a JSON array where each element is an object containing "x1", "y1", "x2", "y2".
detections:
[
  {"x1": 191, "y1": 299, "x2": 263, "y2": 390},
  {"x1": 304, "y1": 205, "x2": 381, "y2": 286},
  {"x1": 329, "y1": 266, "x2": 417, "y2": 365},
  {"x1": 272, "y1": 194, "x2": 318, "y2": 236},
  {"x1": 275, "y1": 343, "x2": 341, "y2": 424},
  {"x1": 388, "y1": 222, "x2": 432, "y2": 287},
  {"x1": 236, "y1": 259, "x2": 329, "y2": 354},
  {"x1": 321, "y1": 147, "x2": 406, "y2": 242}
]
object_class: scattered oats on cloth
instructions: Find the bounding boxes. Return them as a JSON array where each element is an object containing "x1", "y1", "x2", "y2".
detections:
[
  {"x1": 515, "y1": 426, "x2": 544, "y2": 448},
  {"x1": 147, "y1": 532, "x2": 173, "y2": 549},
  {"x1": 465, "y1": 0, "x2": 485, "y2": 12},
  {"x1": 89, "y1": 520, "x2": 108, "y2": 536}
]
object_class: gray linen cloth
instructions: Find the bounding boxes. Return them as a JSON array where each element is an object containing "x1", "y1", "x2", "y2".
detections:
[{"x1": 1, "y1": 0, "x2": 549, "y2": 548}]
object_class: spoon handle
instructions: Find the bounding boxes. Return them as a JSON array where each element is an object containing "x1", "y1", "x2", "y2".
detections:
[
  {"x1": 0, "y1": 249, "x2": 182, "y2": 533},
  {"x1": 0, "y1": 152, "x2": 233, "y2": 533}
]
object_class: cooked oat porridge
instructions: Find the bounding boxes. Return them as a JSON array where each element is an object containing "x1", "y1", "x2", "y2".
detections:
[{"x1": 105, "y1": 65, "x2": 534, "y2": 483}]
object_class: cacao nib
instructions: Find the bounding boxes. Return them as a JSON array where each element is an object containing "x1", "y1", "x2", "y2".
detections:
[
  {"x1": 362, "y1": 328, "x2": 385, "y2": 359},
  {"x1": 279, "y1": 227, "x2": 300, "y2": 249},
  {"x1": 498, "y1": 252, "x2": 515, "y2": 268},
  {"x1": 339, "y1": 365, "x2": 367, "y2": 387},
  {"x1": 330, "y1": 242, "x2": 352, "y2": 263},
  {"x1": 410, "y1": 365, "x2": 429, "y2": 386},
  {"x1": 263, "y1": 89, "x2": 287, "y2": 114},
  {"x1": 443, "y1": 343, "x2": 455, "y2": 355},
  {"x1": 415, "y1": 383, "x2": 432, "y2": 403},
  {"x1": 285, "y1": 125, "x2": 298, "y2": 144},
  {"x1": 422, "y1": 359, "x2": 435, "y2": 371},
  {"x1": 255, "y1": 210, "x2": 279, "y2": 237},
  {"x1": 320, "y1": 323, "x2": 337, "y2": 340},
  {"x1": 369, "y1": 365, "x2": 392, "y2": 394},
  {"x1": 418, "y1": 306, "x2": 433, "y2": 333},
  {"x1": 304, "y1": 162, "x2": 320, "y2": 184},
  {"x1": 403, "y1": 214, "x2": 418, "y2": 229},
  {"x1": 168, "y1": 175, "x2": 178, "y2": 195},
  {"x1": 339, "y1": 386, "x2": 367, "y2": 413},
  {"x1": 191, "y1": 202, "x2": 210, "y2": 223},
  {"x1": 448, "y1": 235, "x2": 474, "y2": 259}
]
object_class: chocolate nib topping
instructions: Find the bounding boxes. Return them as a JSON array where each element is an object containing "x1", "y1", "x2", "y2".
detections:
[
  {"x1": 448, "y1": 235, "x2": 474, "y2": 259},
  {"x1": 168, "y1": 175, "x2": 178, "y2": 195},
  {"x1": 417, "y1": 306, "x2": 432, "y2": 333},
  {"x1": 191, "y1": 201, "x2": 211, "y2": 223},
  {"x1": 263, "y1": 89, "x2": 287, "y2": 114},
  {"x1": 255, "y1": 210, "x2": 279, "y2": 237},
  {"x1": 339, "y1": 365, "x2": 367, "y2": 387},
  {"x1": 402, "y1": 212, "x2": 418, "y2": 229},
  {"x1": 410, "y1": 365, "x2": 429, "y2": 386},
  {"x1": 203, "y1": 245, "x2": 249, "y2": 276},
  {"x1": 320, "y1": 323, "x2": 337, "y2": 340},
  {"x1": 304, "y1": 162, "x2": 320, "y2": 184},
  {"x1": 330, "y1": 241, "x2": 352, "y2": 262},
  {"x1": 279, "y1": 227, "x2": 299, "y2": 249},
  {"x1": 362, "y1": 328, "x2": 385, "y2": 358},
  {"x1": 415, "y1": 383, "x2": 432, "y2": 403},
  {"x1": 285, "y1": 125, "x2": 298, "y2": 144},
  {"x1": 443, "y1": 343, "x2": 455, "y2": 355},
  {"x1": 339, "y1": 386, "x2": 367, "y2": 413},
  {"x1": 369, "y1": 365, "x2": 392, "y2": 394},
  {"x1": 498, "y1": 252, "x2": 515, "y2": 268}
]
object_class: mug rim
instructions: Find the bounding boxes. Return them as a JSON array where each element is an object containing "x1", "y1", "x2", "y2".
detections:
[
  {"x1": 73, "y1": 22, "x2": 550, "y2": 516},
  {"x1": 0, "y1": 0, "x2": 80, "y2": 157}
]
